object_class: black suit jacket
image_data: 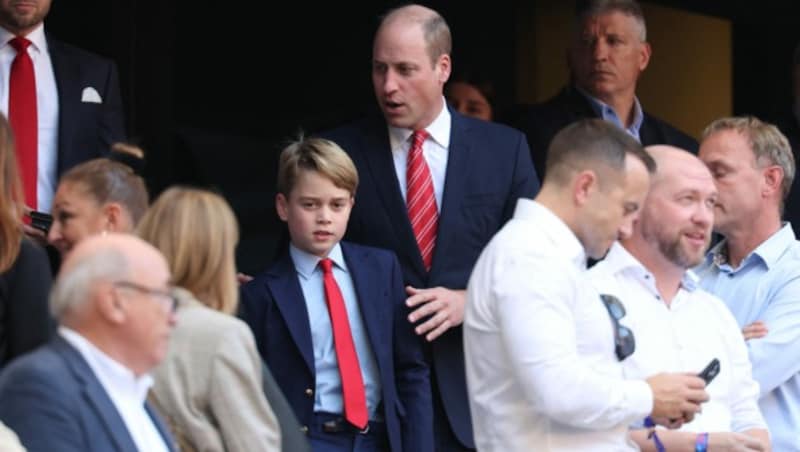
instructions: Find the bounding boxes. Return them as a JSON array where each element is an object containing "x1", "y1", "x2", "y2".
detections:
[
  {"x1": 515, "y1": 85, "x2": 698, "y2": 178},
  {"x1": 48, "y1": 36, "x2": 125, "y2": 175},
  {"x1": 0, "y1": 239, "x2": 53, "y2": 368},
  {"x1": 321, "y1": 111, "x2": 540, "y2": 448}
]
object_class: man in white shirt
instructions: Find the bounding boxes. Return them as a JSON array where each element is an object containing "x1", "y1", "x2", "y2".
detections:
[
  {"x1": 0, "y1": 233, "x2": 177, "y2": 452},
  {"x1": 591, "y1": 146, "x2": 770, "y2": 451},
  {"x1": 465, "y1": 119, "x2": 709, "y2": 451}
]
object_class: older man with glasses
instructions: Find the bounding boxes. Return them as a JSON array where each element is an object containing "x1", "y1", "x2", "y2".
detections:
[
  {"x1": 0, "y1": 233, "x2": 178, "y2": 452},
  {"x1": 590, "y1": 146, "x2": 769, "y2": 452}
]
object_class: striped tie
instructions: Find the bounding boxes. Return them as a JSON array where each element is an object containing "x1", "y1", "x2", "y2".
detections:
[{"x1": 406, "y1": 130, "x2": 438, "y2": 271}]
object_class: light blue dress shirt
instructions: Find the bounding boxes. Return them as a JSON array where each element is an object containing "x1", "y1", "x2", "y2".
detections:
[
  {"x1": 290, "y1": 243, "x2": 382, "y2": 419},
  {"x1": 578, "y1": 88, "x2": 644, "y2": 143},
  {"x1": 696, "y1": 223, "x2": 800, "y2": 451}
]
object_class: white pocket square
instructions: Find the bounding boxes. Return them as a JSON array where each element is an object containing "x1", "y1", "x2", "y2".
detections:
[{"x1": 80, "y1": 87, "x2": 102, "y2": 104}]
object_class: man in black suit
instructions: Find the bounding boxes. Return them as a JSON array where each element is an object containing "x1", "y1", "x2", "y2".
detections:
[
  {"x1": 0, "y1": 0, "x2": 124, "y2": 219},
  {"x1": 515, "y1": 0, "x2": 696, "y2": 178},
  {"x1": 322, "y1": 4, "x2": 539, "y2": 450}
]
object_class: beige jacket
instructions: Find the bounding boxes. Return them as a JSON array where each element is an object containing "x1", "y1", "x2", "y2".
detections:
[{"x1": 150, "y1": 289, "x2": 281, "y2": 452}]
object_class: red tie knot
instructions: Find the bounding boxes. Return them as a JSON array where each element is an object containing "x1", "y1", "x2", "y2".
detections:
[
  {"x1": 411, "y1": 129, "x2": 429, "y2": 149},
  {"x1": 9, "y1": 36, "x2": 31, "y2": 53},
  {"x1": 319, "y1": 258, "x2": 333, "y2": 274}
]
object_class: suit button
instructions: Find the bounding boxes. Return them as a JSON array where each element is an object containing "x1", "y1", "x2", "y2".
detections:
[
  {"x1": 300, "y1": 426, "x2": 309, "y2": 434},
  {"x1": 305, "y1": 388, "x2": 313, "y2": 396}
]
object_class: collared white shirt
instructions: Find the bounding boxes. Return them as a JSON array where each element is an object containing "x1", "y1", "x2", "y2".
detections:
[
  {"x1": 465, "y1": 199, "x2": 652, "y2": 451},
  {"x1": 59, "y1": 327, "x2": 170, "y2": 452},
  {"x1": 389, "y1": 99, "x2": 451, "y2": 211},
  {"x1": 0, "y1": 24, "x2": 59, "y2": 212},
  {"x1": 591, "y1": 243, "x2": 766, "y2": 434}
]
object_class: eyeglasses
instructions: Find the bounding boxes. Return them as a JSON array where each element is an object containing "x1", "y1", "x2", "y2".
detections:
[
  {"x1": 600, "y1": 294, "x2": 636, "y2": 361},
  {"x1": 113, "y1": 281, "x2": 180, "y2": 313}
]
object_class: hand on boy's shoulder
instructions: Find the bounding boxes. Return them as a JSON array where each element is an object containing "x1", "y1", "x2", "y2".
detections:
[{"x1": 405, "y1": 286, "x2": 466, "y2": 342}]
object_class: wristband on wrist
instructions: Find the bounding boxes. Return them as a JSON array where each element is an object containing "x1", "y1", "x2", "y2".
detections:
[
  {"x1": 695, "y1": 432, "x2": 709, "y2": 452},
  {"x1": 643, "y1": 417, "x2": 665, "y2": 452}
]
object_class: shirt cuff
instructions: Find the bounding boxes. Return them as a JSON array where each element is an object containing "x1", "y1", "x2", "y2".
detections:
[{"x1": 626, "y1": 379, "x2": 654, "y2": 421}]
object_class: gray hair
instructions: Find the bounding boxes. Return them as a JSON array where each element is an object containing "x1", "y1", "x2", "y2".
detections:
[
  {"x1": 577, "y1": 0, "x2": 647, "y2": 42},
  {"x1": 702, "y1": 116, "x2": 795, "y2": 207},
  {"x1": 50, "y1": 247, "x2": 131, "y2": 319}
]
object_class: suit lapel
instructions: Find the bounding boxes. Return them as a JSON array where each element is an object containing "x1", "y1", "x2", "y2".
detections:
[
  {"x1": 146, "y1": 403, "x2": 177, "y2": 452},
  {"x1": 266, "y1": 252, "x2": 316, "y2": 375},
  {"x1": 54, "y1": 337, "x2": 139, "y2": 452},
  {"x1": 432, "y1": 111, "x2": 473, "y2": 277},
  {"x1": 360, "y1": 120, "x2": 426, "y2": 275},
  {"x1": 46, "y1": 37, "x2": 78, "y2": 174},
  {"x1": 341, "y1": 243, "x2": 386, "y2": 357}
]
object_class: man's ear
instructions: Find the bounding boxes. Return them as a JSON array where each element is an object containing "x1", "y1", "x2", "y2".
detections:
[
  {"x1": 762, "y1": 165, "x2": 784, "y2": 199},
  {"x1": 437, "y1": 53, "x2": 452, "y2": 85},
  {"x1": 638, "y1": 41, "x2": 652, "y2": 72},
  {"x1": 96, "y1": 284, "x2": 126, "y2": 325},
  {"x1": 275, "y1": 193, "x2": 289, "y2": 222},
  {"x1": 573, "y1": 170, "x2": 598, "y2": 206}
]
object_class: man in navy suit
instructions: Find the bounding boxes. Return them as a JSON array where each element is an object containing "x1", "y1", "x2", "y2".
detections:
[
  {"x1": 514, "y1": 0, "x2": 696, "y2": 179},
  {"x1": 321, "y1": 5, "x2": 539, "y2": 450},
  {"x1": 241, "y1": 137, "x2": 433, "y2": 452},
  {"x1": 0, "y1": 234, "x2": 176, "y2": 452},
  {"x1": 0, "y1": 0, "x2": 125, "y2": 216}
]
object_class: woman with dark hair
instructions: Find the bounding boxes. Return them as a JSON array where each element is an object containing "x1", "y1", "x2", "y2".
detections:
[{"x1": 0, "y1": 113, "x2": 53, "y2": 368}]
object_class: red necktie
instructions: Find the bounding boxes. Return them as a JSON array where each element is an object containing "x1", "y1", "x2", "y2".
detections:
[
  {"x1": 8, "y1": 36, "x2": 37, "y2": 209},
  {"x1": 319, "y1": 258, "x2": 368, "y2": 429},
  {"x1": 406, "y1": 130, "x2": 438, "y2": 271}
]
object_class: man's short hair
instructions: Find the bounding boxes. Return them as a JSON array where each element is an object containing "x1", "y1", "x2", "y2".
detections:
[
  {"x1": 545, "y1": 119, "x2": 656, "y2": 188},
  {"x1": 276, "y1": 136, "x2": 359, "y2": 197},
  {"x1": 50, "y1": 247, "x2": 130, "y2": 319},
  {"x1": 702, "y1": 116, "x2": 795, "y2": 203},
  {"x1": 380, "y1": 5, "x2": 451, "y2": 66},
  {"x1": 576, "y1": 0, "x2": 647, "y2": 41}
]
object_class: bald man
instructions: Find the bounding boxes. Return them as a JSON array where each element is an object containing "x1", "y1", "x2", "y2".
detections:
[
  {"x1": 591, "y1": 146, "x2": 769, "y2": 451},
  {"x1": 0, "y1": 234, "x2": 177, "y2": 452}
]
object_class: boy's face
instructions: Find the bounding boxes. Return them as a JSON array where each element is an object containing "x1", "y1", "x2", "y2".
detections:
[{"x1": 276, "y1": 169, "x2": 354, "y2": 258}]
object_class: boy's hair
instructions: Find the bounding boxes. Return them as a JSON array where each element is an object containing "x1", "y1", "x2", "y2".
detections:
[{"x1": 276, "y1": 137, "x2": 359, "y2": 196}]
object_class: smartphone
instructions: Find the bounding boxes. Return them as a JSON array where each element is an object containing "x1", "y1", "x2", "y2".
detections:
[
  {"x1": 29, "y1": 211, "x2": 53, "y2": 233},
  {"x1": 698, "y1": 358, "x2": 721, "y2": 384}
]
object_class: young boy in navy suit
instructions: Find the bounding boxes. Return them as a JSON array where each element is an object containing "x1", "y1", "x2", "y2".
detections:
[{"x1": 241, "y1": 137, "x2": 433, "y2": 452}]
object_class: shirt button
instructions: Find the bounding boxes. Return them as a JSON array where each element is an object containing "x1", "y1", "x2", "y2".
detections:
[
  {"x1": 300, "y1": 426, "x2": 309, "y2": 434},
  {"x1": 305, "y1": 388, "x2": 314, "y2": 396}
]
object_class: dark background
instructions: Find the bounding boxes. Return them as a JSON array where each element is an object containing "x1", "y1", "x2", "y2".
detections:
[{"x1": 45, "y1": 0, "x2": 800, "y2": 273}]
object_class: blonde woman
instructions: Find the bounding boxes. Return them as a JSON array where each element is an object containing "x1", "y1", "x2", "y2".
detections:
[
  {"x1": 137, "y1": 187, "x2": 281, "y2": 452},
  {"x1": 47, "y1": 143, "x2": 148, "y2": 257}
]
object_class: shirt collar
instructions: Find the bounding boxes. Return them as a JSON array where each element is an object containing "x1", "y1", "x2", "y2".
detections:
[
  {"x1": 289, "y1": 242, "x2": 347, "y2": 278},
  {"x1": 58, "y1": 326, "x2": 153, "y2": 403},
  {"x1": 706, "y1": 223, "x2": 797, "y2": 271},
  {"x1": 576, "y1": 86, "x2": 644, "y2": 139},
  {"x1": 388, "y1": 98, "x2": 451, "y2": 152},
  {"x1": 516, "y1": 199, "x2": 587, "y2": 269},
  {"x1": 0, "y1": 23, "x2": 48, "y2": 54},
  {"x1": 604, "y1": 241, "x2": 699, "y2": 292}
]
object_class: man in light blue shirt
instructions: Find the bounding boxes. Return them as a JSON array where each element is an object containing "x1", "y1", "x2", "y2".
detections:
[{"x1": 696, "y1": 116, "x2": 800, "y2": 451}]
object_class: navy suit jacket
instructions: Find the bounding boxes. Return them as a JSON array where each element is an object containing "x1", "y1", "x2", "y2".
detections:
[
  {"x1": 0, "y1": 336, "x2": 175, "y2": 452},
  {"x1": 321, "y1": 111, "x2": 540, "y2": 448},
  {"x1": 48, "y1": 36, "x2": 125, "y2": 175},
  {"x1": 515, "y1": 85, "x2": 698, "y2": 178},
  {"x1": 241, "y1": 242, "x2": 433, "y2": 452}
]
